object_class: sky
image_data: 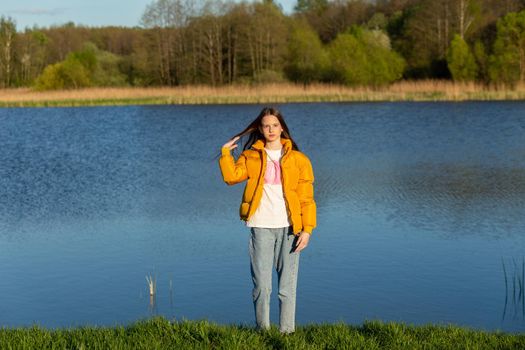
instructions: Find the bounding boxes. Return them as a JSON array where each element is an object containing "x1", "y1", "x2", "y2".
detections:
[{"x1": 0, "y1": 0, "x2": 297, "y2": 30}]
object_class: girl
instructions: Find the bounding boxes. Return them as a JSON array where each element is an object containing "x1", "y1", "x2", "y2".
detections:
[{"x1": 219, "y1": 107, "x2": 316, "y2": 334}]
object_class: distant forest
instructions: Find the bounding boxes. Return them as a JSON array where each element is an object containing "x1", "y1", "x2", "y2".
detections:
[{"x1": 1, "y1": 0, "x2": 525, "y2": 89}]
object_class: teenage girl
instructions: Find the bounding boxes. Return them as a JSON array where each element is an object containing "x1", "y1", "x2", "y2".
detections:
[{"x1": 219, "y1": 106, "x2": 316, "y2": 334}]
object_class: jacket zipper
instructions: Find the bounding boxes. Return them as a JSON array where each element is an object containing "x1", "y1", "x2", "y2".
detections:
[
  {"x1": 247, "y1": 144, "x2": 292, "y2": 227},
  {"x1": 246, "y1": 148, "x2": 266, "y2": 221},
  {"x1": 280, "y1": 149, "x2": 293, "y2": 227}
]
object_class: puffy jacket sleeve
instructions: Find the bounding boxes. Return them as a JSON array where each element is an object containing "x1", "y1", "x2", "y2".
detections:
[
  {"x1": 297, "y1": 154, "x2": 317, "y2": 234},
  {"x1": 219, "y1": 147, "x2": 248, "y2": 185}
]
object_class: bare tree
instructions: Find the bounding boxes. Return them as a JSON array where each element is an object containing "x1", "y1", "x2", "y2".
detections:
[
  {"x1": 141, "y1": 0, "x2": 196, "y2": 85},
  {"x1": 0, "y1": 16, "x2": 16, "y2": 87},
  {"x1": 242, "y1": 1, "x2": 287, "y2": 78},
  {"x1": 17, "y1": 29, "x2": 49, "y2": 85}
]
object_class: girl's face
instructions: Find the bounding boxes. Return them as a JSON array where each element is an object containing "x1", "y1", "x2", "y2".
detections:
[{"x1": 259, "y1": 115, "x2": 283, "y2": 142}]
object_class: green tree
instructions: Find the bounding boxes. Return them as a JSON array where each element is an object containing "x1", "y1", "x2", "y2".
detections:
[
  {"x1": 33, "y1": 63, "x2": 67, "y2": 90},
  {"x1": 59, "y1": 57, "x2": 92, "y2": 88},
  {"x1": 92, "y1": 49, "x2": 128, "y2": 86},
  {"x1": 327, "y1": 27, "x2": 405, "y2": 86},
  {"x1": 327, "y1": 32, "x2": 368, "y2": 85},
  {"x1": 362, "y1": 29, "x2": 406, "y2": 85},
  {"x1": 34, "y1": 43, "x2": 127, "y2": 89},
  {"x1": 34, "y1": 59, "x2": 91, "y2": 90},
  {"x1": 70, "y1": 42, "x2": 127, "y2": 86},
  {"x1": 489, "y1": 10, "x2": 525, "y2": 84},
  {"x1": 473, "y1": 40, "x2": 488, "y2": 81},
  {"x1": 367, "y1": 12, "x2": 388, "y2": 30},
  {"x1": 447, "y1": 34, "x2": 478, "y2": 81},
  {"x1": 69, "y1": 42, "x2": 97, "y2": 74},
  {"x1": 285, "y1": 19, "x2": 329, "y2": 84}
]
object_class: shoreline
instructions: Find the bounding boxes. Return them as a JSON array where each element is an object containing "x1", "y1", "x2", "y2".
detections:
[
  {"x1": 1, "y1": 81, "x2": 525, "y2": 107},
  {"x1": 1, "y1": 317, "x2": 524, "y2": 349}
]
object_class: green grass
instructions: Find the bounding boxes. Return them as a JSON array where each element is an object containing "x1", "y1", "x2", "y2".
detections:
[{"x1": 1, "y1": 317, "x2": 523, "y2": 349}]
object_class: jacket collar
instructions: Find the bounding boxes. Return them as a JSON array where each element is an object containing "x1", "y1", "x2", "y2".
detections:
[{"x1": 252, "y1": 138, "x2": 292, "y2": 154}]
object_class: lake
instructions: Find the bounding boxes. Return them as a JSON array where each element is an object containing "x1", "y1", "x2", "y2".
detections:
[{"x1": 0, "y1": 102, "x2": 524, "y2": 332}]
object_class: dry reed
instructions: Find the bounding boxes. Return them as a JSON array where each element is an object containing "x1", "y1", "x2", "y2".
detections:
[{"x1": 0, "y1": 80, "x2": 524, "y2": 107}]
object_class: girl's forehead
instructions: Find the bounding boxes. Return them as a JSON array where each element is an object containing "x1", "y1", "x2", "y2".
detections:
[{"x1": 261, "y1": 115, "x2": 279, "y2": 124}]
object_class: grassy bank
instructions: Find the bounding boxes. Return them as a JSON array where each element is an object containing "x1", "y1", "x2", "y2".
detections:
[
  {"x1": 1, "y1": 81, "x2": 525, "y2": 107},
  {"x1": 0, "y1": 317, "x2": 523, "y2": 349}
]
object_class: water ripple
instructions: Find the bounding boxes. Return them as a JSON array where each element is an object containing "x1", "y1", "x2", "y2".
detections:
[{"x1": 316, "y1": 162, "x2": 525, "y2": 238}]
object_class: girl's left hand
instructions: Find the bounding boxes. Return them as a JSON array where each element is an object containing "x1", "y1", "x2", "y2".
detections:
[{"x1": 295, "y1": 232, "x2": 310, "y2": 252}]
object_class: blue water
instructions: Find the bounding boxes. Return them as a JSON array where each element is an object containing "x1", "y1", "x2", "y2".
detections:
[{"x1": 0, "y1": 102, "x2": 524, "y2": 332}]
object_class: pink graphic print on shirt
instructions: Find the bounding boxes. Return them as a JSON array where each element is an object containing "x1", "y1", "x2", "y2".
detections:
[{"x1": 264, "y1": 160, "x2": 282, "y2": 185}]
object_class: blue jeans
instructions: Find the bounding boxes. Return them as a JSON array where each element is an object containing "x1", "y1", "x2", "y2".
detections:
[{"x1": 249, "y1": 226, "x2": 300, "y2": 333}]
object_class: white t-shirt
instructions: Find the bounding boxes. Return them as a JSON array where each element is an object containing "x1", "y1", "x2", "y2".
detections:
[{"x1": 246, "y1": 148, "x2": 291, "y2": 228}]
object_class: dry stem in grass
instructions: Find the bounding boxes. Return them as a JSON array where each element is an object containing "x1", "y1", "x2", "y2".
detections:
[{"x1": 0, "y1": 81, "x2": 524, "y2": 104}]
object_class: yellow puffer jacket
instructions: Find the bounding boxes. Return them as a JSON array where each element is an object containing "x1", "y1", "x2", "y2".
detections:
[{"x1": 219, "y1": 138, "x2": 316, "y2": 235}]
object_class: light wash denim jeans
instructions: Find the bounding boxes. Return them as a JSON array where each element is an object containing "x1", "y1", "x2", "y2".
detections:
[{"x1": 249, "y1": 226, "x2": 300, "y2": 333}]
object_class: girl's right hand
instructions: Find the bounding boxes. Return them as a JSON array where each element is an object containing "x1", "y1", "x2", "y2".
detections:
[{"x1": 222, "y1": 136, "x2": 240, "y2": 151}]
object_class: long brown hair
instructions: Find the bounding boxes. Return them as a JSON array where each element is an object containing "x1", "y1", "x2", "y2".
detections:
[{"x1": 231, "y1": 107, "x2": 299, "y2": 151}]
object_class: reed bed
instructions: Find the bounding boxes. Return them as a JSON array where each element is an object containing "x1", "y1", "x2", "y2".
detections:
[
  {"x1": 1, "y1": 81, "x2": 525, "y2": 107},
  {"x1": 1, "y1": 317, "x2": 524, "y2": 349}
]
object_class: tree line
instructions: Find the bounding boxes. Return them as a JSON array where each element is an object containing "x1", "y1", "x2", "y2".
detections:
[{"x1": 1, "y1": 0, "x2": 525, "y2": 89}]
